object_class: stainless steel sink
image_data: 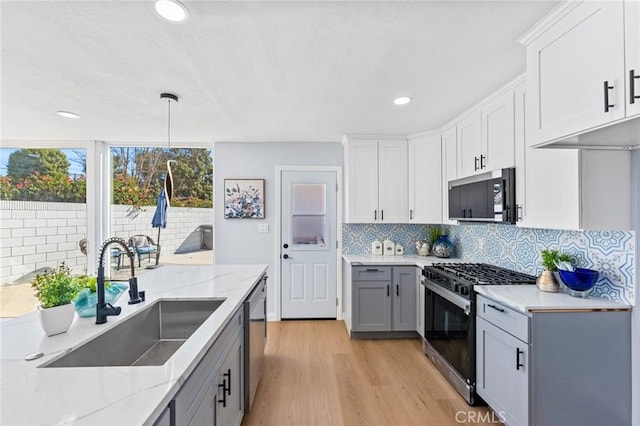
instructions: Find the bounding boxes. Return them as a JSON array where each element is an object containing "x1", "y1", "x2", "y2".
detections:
[{"x1": 41, "y1": 299, "x2": 225, "y2": 368}]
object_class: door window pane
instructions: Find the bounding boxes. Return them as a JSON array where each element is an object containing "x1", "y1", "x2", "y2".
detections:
[
  {"x1": 292, "y1": 184, "x2": 326, "y2": 215},
  {"x1": 291, "y1": 184, "x2": 326, "y2": 246}
]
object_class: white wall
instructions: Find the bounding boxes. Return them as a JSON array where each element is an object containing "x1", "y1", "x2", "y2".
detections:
[{"x1": 214, "y1": 142, "x2": 343, "y2": 318}]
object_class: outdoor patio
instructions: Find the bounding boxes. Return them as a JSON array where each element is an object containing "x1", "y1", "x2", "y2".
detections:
[{"x1": 0, "y1": 250, "x2": 214, "y2": 319}]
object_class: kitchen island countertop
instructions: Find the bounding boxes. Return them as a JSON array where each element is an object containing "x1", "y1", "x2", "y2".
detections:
[
  {"x1": 0, "y1": 263, "x2": 267, "y2": 425},
  {"x1": 475, "y1": 284, "x2": 632, "y2": 313}
]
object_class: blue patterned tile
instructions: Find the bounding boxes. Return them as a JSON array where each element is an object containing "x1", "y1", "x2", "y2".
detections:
[{"x1": 344, "y1": 223, "x2": 635, "y2": 304}]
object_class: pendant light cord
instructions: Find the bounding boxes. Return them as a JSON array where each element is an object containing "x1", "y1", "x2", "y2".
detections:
[{"x1": 167, "y1": 98, "x2": 171, "y2": 150}]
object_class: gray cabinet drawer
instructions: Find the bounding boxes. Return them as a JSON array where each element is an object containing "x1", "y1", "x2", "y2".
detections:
[
  {"x1": 477, "y1": 295, "x2": 529, "y2": 343},
  {"x1": 352, "y1": 266, "x2": 391, "y2": 281}
]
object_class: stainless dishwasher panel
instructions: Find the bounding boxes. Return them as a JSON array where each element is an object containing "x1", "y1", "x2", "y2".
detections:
[{"x1": 244, "y1": 275, "x2": 266, "y2": 412}]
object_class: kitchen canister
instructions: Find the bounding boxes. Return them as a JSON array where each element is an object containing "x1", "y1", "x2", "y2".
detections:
[
  {"x1": 432, "y1": 235, "x2": 453, "y2": 258},
  {"x1": 371, "y1": 240, "x2": 383, "y2": 256},
  {"x1": 395, "y1": 243, "x2": 404, "y2": 255},
  {"x1": 383, "y1": 239, "x2": 395, "y2": 255}
]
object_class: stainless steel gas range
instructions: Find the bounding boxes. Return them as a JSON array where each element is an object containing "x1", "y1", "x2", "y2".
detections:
[{"x1": 420, "y1": 263, "x2": 536, "y2": 405}]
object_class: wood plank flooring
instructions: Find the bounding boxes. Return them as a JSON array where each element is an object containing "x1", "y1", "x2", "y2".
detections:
[{"x1": 243, "y1": 320, "x2": 500, "y2": 426}]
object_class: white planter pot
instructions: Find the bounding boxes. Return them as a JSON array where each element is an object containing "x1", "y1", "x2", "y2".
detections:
[{"x1": 38, "y1": 303, "x2": 75, "y2": 336}]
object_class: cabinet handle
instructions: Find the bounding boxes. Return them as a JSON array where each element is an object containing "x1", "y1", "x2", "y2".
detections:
[
  {"x1": 631, "y1": 70, "x2": 640, "y2": 104},
  {"x1": 469, "y1": 208, "x2": 472, "y2": 218},
  {"x1": 462, "y1": 209, "x2": 466, "y2": 218},
  {"x1": 516, "y1": 348, "x2": 524, "y2": 370},
  {"x1": 224, "y1": 369, "x2": 231, "y2": 396},
  {"x1": 474, "y1": 156, "x2": 479, "y2": 171},
  {"x1": 374, "y1": 210, "x2": 377, "y2": 221},
  {"x1": 396, "y1": 284, "x2": 399, "y2": 296},
  {"x1": 517, "y1": 204, "x2": 523, "y2": 221},
  {"x1": 604, "y1": 80, "x2": 615, "y2": 112},
  {"x1": 387, "y1": 285, "x2": 390, "y2": 297},
  {"x1": 218, "y1": 381, "x2": 227, "y2": 407},
  {"x1": 365, "y1": 268, "x2": 380, "y2": 272},
  {"x1": 381, "y1": 210, "x2": 384, "y2": 221},
  {"x1": 487, "y1": 304, "x2": 505, "y2": 313},
  {"x1": 410, "y1": 209, "x2": 413, "y2": 220},
  {"x1": 480, "y1": 154, "x2": 486, "y2": 169}
]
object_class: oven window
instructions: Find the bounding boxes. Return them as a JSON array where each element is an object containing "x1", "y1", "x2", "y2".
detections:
[{"x1": 425, "y1": 289, "x2": 471, "y2": 381}]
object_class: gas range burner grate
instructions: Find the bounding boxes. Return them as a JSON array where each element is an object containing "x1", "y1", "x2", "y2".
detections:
[{"x1": 430, "y1": 263, "x2": 537, "y2": 285}]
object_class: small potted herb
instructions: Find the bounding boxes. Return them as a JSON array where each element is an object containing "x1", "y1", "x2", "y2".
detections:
[
  {"x1": 537, "y1": 249, "x2": 573, "y2": 293},
  {"x1": 31, "y1": 262, "x2": 83, "y2": 336}
]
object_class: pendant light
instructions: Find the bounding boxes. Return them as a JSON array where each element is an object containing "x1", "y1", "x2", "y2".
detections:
[{"x1": 160, "y1": 93, "x2": 178, "y2": 205}]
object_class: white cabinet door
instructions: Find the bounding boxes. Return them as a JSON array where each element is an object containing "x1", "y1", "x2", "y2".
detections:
[
  {"x1": 442, "y1": 126, "x2": 458, "y2": 182},
  {"x1": 378, "y1": 140, "x2": 408, "y2": 222},
  {"x1": 408, "y1": 134, "x2": 442, "y2": 223},
  {"x1": 625, "y1": 0, "x2": 640, "y2": 118},
  {"x1": 477, "y1": 316, "x2": 529, "y2": 426},
  {"x1": 441, "y1": 127, "x2": 458, "y2": 225},
  {"x1": 346, "y1": 140, "x2": 378, "y2": 223},
  {"x1": 482, "y1": 90, "x2": 515, "y2": 171},
  {"x1": 514, "y1": 82, "x2": 527, "y2": 224},
  {"x1": 526, "y1": 1, "x2": 626, "y2": 146},
  {"x1": 457, "y1": 112, "x2": 483, "y2": 177}
]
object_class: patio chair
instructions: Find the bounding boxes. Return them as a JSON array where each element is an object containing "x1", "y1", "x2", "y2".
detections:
[{"x1": 128, "y1": 235, "x2": 158, "y2": 267}]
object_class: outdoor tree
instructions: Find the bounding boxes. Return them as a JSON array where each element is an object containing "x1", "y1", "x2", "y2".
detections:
[
  {"x1": 7, "y1": 149, "x2": 69, "y2": 180},
  {"x1": 170, "y1": 149, "x2": 213, "y2": 206}
]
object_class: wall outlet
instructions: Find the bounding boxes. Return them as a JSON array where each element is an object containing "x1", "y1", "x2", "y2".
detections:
[{"x1": 258, "y1": 223, "x2": 269, "y2": 233}]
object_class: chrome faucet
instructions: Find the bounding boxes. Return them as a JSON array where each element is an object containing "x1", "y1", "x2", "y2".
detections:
[{"x1": 96, "y1": 237, "x2": 144, "y2": 324}]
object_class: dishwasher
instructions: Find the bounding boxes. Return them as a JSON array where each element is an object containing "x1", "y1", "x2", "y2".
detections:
[{"x1": 244, "y1": 275, "x2": 266, "y2": 412}]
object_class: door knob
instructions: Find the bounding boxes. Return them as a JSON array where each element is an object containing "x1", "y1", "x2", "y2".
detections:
[{"x1": 283, "y1": 254, "x2": 291, "y2": 259}]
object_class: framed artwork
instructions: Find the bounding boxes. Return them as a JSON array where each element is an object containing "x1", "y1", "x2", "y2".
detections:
[{"x1": 224, "y1": 179, "x2": 265, "y2": 219}]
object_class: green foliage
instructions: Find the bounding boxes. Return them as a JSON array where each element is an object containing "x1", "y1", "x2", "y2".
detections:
[
  {"x1": 428, "y1": 226, "x2": 447, "y2": 245},
  {"x1": 71, "y1": 275, "x2": 100, "y2": 293},
  {"x1": 540, "y1": 249, "x2": 573, "y2": 271},
  {"x1": 7, "y1": 149, "x2": 69, "y2": 180},
  {"x1": 1, "y1": 147, "x2": 213, "y2": 208},
  {"x1": 31, "y1": 262, "x2": 83, "y2": 308}
]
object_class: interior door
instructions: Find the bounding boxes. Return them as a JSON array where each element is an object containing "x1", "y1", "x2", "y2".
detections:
[{"x1": 281, "y1": 170, "x2": 337, "y2": 318}]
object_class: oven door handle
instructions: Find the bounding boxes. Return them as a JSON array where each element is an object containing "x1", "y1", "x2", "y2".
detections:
[{"x1": 425, "y1": 281, "x2": 471, "y2": 315}]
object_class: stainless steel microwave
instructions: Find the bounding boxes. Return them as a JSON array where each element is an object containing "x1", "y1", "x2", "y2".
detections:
[{"x1": 448, "y1": 168, "x2": 516, "y2": 224}]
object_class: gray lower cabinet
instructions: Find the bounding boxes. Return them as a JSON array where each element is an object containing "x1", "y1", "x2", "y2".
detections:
[
  {"x1": 351, "y1": 266, "x2": 416, "y2": 332},
  {"x1": 164, "y1": 307, "x2": 244, "y2": 426},
  {"x1": 476, "y1": 295, "x2": 631, "y2": 426}
]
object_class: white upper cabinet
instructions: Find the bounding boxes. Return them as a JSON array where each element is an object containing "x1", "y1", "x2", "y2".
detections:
[
  {"x1": 514, "y1": 81, "x2": 632, "y2": 231},
  {"x1": 521, "y1": 0, "x2": 640, "y2": 148},
  {"x1": 408, "y1": 133, "x2": 442, "y2": 224},
  {"x1": 482, "y1": 90, "x2": 515, "y2": 171},
  {"x1": 344, "y1": 137, "x2": 408, "y2": 223},
  {"x1": 441, "y1": 127, "x2": 458, "y2": 225},
  {"x1": 456, "y1": 112, "x2": 483, "y2": 177}
]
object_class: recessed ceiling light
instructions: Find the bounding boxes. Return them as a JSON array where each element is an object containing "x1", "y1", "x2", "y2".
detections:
[
  {"x1": 155, "y1": 0, "x2": 189, "y2": 23},
  {"x1": 393, "y1": 96, "x2": 412, "y2": 106},
  {"x1": 56, "y1": 111, "x2": 80, "y2": 119}
]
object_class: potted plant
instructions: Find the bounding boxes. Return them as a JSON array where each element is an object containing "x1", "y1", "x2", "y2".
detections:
[
  {"x1": 31, "y1": 262, "x2": 83, "y2": 336},
  {"x1": 429, "y1": 226, "x2": 453, "y2": 258},
  {"x1": 537, "y1": 249, "x2": 573, "y2": 293}
]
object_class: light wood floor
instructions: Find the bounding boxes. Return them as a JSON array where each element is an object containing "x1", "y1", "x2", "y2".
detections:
[{"x1": 243, "y1": 320, "x2": 500, "y2": 426}]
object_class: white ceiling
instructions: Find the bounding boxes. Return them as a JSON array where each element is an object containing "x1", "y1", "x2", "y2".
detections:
[{"x1": 0, "y1": 0, "x2": 559, "y2": 144}]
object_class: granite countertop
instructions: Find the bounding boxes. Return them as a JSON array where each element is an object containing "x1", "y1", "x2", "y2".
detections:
[
  {"x1": 0, "y1": 264, "x2": 267, "y2": 425},
  {"x1": 342, "y1": 254, "x2": 461, "y2": 269},
  {"x1": 475, "y1": 285, "x2": 632, "y2": 314}
]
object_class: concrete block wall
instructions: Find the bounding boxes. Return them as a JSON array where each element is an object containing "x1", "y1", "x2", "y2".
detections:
[
  {"x1": 110, "y1": 205, "x2": 214, "y2": 256},
  {"x1": 0, "y1": 200, "x2": 87, "y2": 284},
  {"x1": 0, "y1": 201, "x2": 214, "y2": 285}
]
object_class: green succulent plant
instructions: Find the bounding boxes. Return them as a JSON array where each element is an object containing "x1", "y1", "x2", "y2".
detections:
[
  {"x1": 31, "y1": 262, "x2": 83, "y2": 308},
  {"x1": 428, "y1": 225, "x2": 447, "y2": 246},
  {"x1": 540, "y1": 249, "x2": 573, "y2": 272}
]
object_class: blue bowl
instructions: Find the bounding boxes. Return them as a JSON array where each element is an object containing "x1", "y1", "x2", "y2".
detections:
[{"x1": 558, "y1": 268, "x2": 599, "y2": 294}]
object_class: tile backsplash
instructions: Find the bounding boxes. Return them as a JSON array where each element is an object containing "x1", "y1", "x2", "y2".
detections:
[{"x1": 343, "y1": 223, "x2": 636, "y2": 304}]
